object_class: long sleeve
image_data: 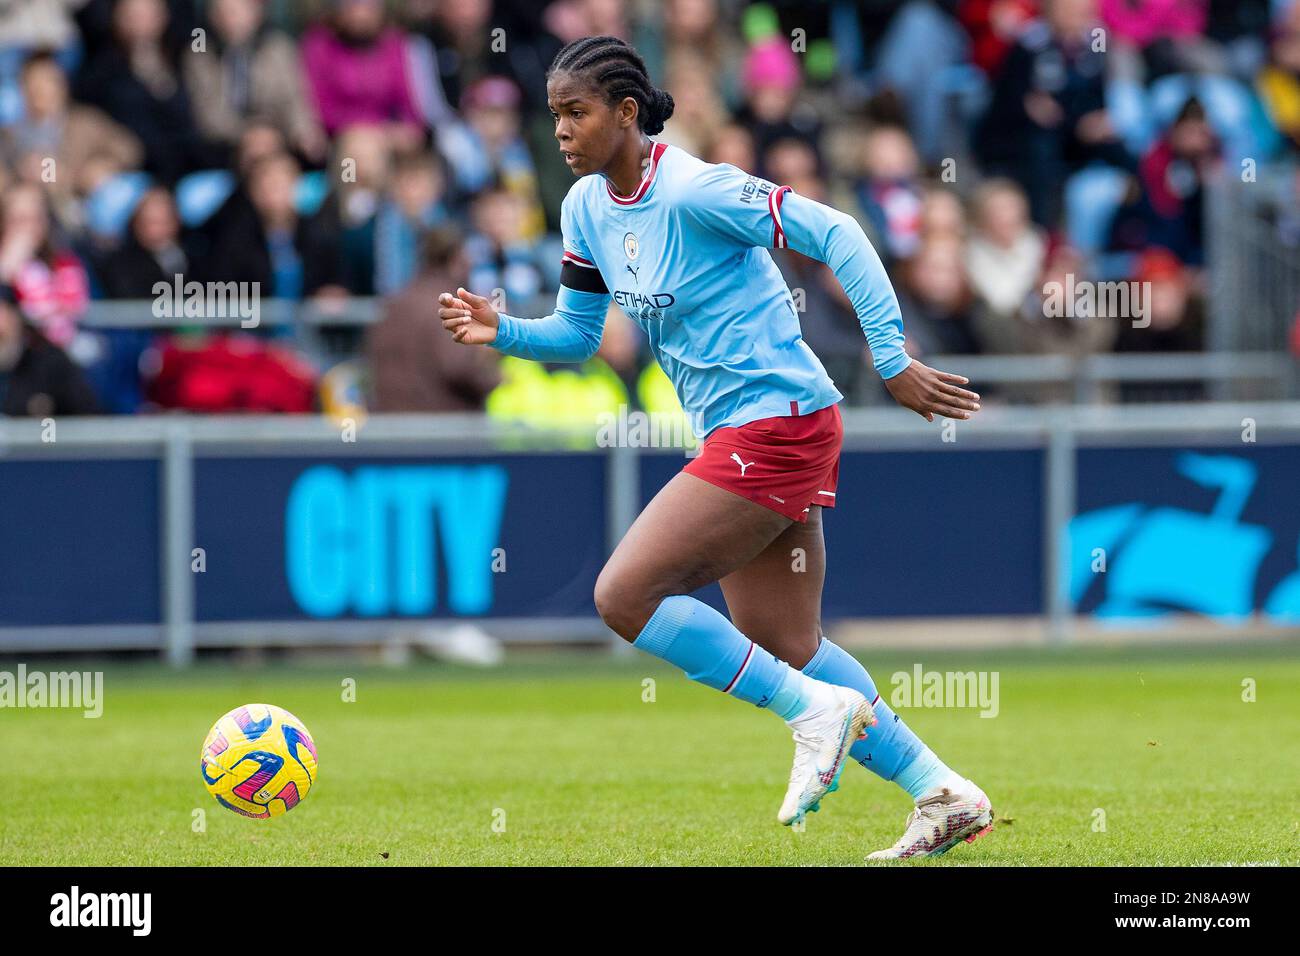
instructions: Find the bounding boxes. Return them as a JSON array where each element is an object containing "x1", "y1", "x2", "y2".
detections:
[
  {"x1": 492, "y1": 284, "x2": 609, "y2": 362},
  {"x1": 777, "y1": 191, "x2": 911, "y2": 379},
  {"x1": 681, "y1": 162, "x2": 912, "y2": 380},
  {"x1": 490, "y1": 190, "x2": 611, "y2": 363}
]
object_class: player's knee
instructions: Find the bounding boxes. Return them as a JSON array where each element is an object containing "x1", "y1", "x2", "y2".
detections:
[
  {"x1": 593, "y1": 569, "x2": 656, "y2": 642},
  {"x1": 592, "y1": 571, "x2": 632, "y2": 637}
]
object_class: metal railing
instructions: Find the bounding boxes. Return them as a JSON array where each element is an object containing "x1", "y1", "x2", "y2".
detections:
[
  {"x1": 74, "y1": 298, "x2": 1300, "y2": 403},
  {"x1": 905, "y1": 352, "x2": 1299, "y2": 403}
]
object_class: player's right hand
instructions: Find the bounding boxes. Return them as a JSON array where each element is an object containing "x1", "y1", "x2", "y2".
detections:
[{"x1": 438, "y1": 287, "x2": 500, "y2": 345}]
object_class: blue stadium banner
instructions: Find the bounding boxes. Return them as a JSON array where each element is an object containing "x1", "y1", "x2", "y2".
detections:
[
  {"x1": 1068, "y1": 445, "x2": 1300, "y2": 623},
  {"x1": 194, "y1": 454, "x2": 607, "y2": 621},
  {"x1": 0, "y1": 459, "x2": 162, "y2": 626},
  {"x1": 5, "y1": 444, "x2": 1300, "y2": 628}
]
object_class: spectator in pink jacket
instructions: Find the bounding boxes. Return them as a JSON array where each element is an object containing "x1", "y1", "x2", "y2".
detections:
[
  {"x1": 301, "y1": 0, "x2": 424, "y2": 145},
  {"x1": 1100, "y1": 0, "x2": 1225, "y2": 77},
  {"x1": 1099, "y1": 0, "x2": 1207, "y2": 49}
]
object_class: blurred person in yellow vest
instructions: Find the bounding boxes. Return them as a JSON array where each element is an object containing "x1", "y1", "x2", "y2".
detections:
[
  {"x1": 487, "y1": 303, "x2": 631, "y2": 447},
  {"x1": 636, "y1": 360, "x2": 699, "y2": 454}
]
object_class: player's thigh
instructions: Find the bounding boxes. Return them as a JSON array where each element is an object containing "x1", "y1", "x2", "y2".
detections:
[
  {"x1": 595, "y1": 472, "x2": 792, "y2": 637},
  {"x1": 718, "y1": 505, "x2": 827, "y2": 668}
]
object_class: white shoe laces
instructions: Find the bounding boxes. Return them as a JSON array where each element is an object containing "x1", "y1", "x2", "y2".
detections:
[{"x1": 896, "y1": 791, "x2": 955, "y2": 843}]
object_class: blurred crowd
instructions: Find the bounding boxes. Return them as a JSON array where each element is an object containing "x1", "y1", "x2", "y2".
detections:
[{"x1": 1, "y1": 0, "x2": 1299, "y2": 421}]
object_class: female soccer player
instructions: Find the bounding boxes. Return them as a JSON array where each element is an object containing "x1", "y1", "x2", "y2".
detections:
[{"x1": 439, "y1": 36, "x2": 992, "y2": 859}]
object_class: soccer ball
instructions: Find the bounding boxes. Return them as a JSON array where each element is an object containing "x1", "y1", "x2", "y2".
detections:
[{"x1": 200, "y1": 703, "x2": 318, "y2": 818}]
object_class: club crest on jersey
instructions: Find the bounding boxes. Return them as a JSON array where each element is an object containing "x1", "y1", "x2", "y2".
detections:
[{"x1": 623, "y1": 232, "x2": 639, "y2": 260}]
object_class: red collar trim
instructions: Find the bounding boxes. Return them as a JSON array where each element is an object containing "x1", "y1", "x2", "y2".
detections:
[{"x1": 605, "y1": 142, "x2": 667, "y2": 205}]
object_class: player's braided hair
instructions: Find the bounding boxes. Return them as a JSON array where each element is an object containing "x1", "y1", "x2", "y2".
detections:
[{"x1": 548, "y1": 36, "x2": 675, "y2": 135}]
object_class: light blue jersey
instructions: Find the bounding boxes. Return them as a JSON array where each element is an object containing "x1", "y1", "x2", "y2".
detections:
[{"x1": 491, "y1": 142, "x2": 911, "y2": 438}]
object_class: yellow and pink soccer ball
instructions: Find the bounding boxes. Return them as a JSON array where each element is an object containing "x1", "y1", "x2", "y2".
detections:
[{"x1": 200, "y1": 704, "x2": 318, "y2": 818}]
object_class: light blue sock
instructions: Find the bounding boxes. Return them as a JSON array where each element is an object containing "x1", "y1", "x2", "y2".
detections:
[
  {"x1": 801, "y1": 636, "x2": 957, "y2": 799},
  {"x1": 633, "y1": 595, "x2": 823, "y2": 720}
]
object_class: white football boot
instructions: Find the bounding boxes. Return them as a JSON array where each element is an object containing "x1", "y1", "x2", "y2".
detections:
[
  {"x1": 777, "y1": 685, "x2": 876, "y2": 826},
  {"x1": 866, "y1": 778, "x2": 994, "y2": 860}
]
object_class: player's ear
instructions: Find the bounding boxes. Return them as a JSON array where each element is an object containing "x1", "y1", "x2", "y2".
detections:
[{"x1": 616, "y1": 96, "x2": 638, "y2": 129}]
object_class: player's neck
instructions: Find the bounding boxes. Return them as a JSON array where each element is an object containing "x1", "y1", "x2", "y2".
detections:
[{"x1": 604, "y1": 135, "x2": 654, "y2": 197}]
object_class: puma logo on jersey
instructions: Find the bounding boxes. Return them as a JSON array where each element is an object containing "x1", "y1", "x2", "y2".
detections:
[{"x1": 730, "y1": 452, "x2": 755, "y2": 476}]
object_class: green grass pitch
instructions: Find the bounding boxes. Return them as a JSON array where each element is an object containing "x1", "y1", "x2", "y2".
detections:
[{"x1": 2, "y1": 642, "x2": 1297, "y2": 866}]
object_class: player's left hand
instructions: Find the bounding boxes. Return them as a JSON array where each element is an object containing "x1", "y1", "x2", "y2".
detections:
[{"x1": 884, "y1": 359, "x2": 981, "y2": 422}]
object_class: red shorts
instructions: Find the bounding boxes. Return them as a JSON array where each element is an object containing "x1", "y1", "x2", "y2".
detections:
[{"x1": 683, "y1": 402, "x2": 842, "y2": 522}]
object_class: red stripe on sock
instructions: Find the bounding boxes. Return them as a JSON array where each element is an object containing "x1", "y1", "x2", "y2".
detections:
[{"x1": 723, "y1": 642, "x2": 755, "y2": 694}]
